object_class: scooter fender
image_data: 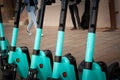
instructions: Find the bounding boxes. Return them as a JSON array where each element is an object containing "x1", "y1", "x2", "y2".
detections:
[
  {"x1": 30, "y1": 50, "x2": 53, "y2": 80},
  {"x1": 8, "y1": 47, "x2": 29, "y2": 78},
  {"x1": 82, "y1": 62, "x2": 107, "y2": 80}
]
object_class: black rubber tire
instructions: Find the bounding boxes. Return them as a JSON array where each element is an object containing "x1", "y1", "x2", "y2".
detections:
[
  {"x1": 0, "y1": 39, "x2": 13, "y2": 80},
  {"x1": 0, "y1": 39, "x2": 9, "y2": 67},
  {"x1": 44, "y1": 50, "x2": 53, "y2": 69},
  {"x1": 64, "y1": 53, "x2": 79, "y2": 80},
  {"x1": 108, "y1": 62, "x2": 120, "y2": 80},
  {"x1": 47, "y1": 77, "x2": 60, "y2": 80},
  {"x1": 1, "y1": 70, "x2": 16, "y2": 80},
  {"x1": 78, "y1": 61, "x2": 109, "y2": 80},
  {"x1": 78, "y1": 59, "x2": 95, "y2": 73},
  {"x1": 22, "y1": 78, "x2": 39, "y2": 80},
  {"x1": 78, "y1": 60, "x2": 85, "y2": 73},
  {"x1": 20, "y1": 46, "x2": 31, "y2": 66},
  {"x1": 97, "y1": 61, "x2": 108, "y2": 80}
]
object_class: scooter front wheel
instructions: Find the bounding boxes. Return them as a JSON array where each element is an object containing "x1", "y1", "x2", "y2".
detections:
[
  {"x1": 44, "y1": 50, "x2": 53, "y2": 68},
  {"x1": 20, "y1": 46, "x2": 31, "y2": 66},
  {"x1": 1, "y1": 69, "x2": 16, "y2": 80},
  {"x1": 97, "y1": 61, "x2": 108, "y2": 80},
  {"x1": 108, "y1": 62, "x2": 120, "y2": 80}
]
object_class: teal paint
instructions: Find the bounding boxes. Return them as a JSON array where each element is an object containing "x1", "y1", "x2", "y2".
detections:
[
  {"x1": 55, "y1": 31, "x2": 64, "y2": 56},
  {"x1": 11, "y1": 27, "x2": 18, "y2": 47},
  {"x1": 8, "y1": 47, "x2": 29, "y2": 78},
  {"x1": 30, "y1": 55, "x2": 38, "y2": 69},
  {"x1": 52, "y1": 62, "x2": 60, "y2": 78},
  {"x1": 37, "y1": 51, "x2": 52, "y2": 80},
  {"x1": 52, "y1": 57, "x2": 77, "y2": 80},
  {"x1": 34, "y1": 28, "x2": 42, "y2": 50},
  {"x1": 92, "y1": 62, "x2": 107, "y2": 80},
  {"x1": 82, "y1": 62, "x2": 107, "y2": 80},
  {"x1": 0, "y1": 23, "x2": 5, "y2": 37},
  {"x1": 85, "y1": 33, "x2": 96, "y2": 62},
  {"x1": 8, "y1": 51, "x2": 14, "y2": 63},
  {"x1": 1, "y1": 40, "x2": 7, "y2": 50},
  {"x1": 82, "y1": 69, "x2": 92, "y2": 80},
  {"x1": 0, "y1": 22, "x2": 7, "y2": 53},
  {"x1": 0, "y1": 23, "x2": 6, "y2": 50},
  {"x1": 30, "y1": 50, "x2": 53, "y2": 80}
]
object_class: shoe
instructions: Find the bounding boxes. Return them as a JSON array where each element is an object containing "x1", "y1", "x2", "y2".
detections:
[
  {"x1": 27, "y1": 29, "x2": 32, "y2": 35},
  {"x1": 41, "y1": 34, "x2": 44, "y2": 37},
  {"x1": 71, "y1": 27, "x2": 77, "y2": 30}
]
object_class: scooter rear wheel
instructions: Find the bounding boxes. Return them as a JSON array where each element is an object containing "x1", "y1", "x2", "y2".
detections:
[
  {"x1": 108, "y1": 62, "x2": 120, "y2": 80},
  {"x1": 44, "y1": 50, "x2": 53, "y2": 69},
  {"x1": 20, "y1": 46, "x2": 31, "y2": 66},
  {"x1": 78, "y1": 60, "x2": 85, "y2": 73},
  {"x1": 1, "y1": 68, "x2": 16, "y2": 80},
  {"x1": 97, "y1": 61, "x2": 108, "y2": 80}
]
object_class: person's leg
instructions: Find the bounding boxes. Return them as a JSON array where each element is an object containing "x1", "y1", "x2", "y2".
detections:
[
  {"x1": 27, "y1": 12, "x2": 34, "y2": 31},
  {"x1": 74, "y1": 5, "x2": 81, "y2": 29},
  {"x1": 69, "y1": 5, "x2": 77, "y2": 30},
  {"x1": 29, "y1": 6, "x2": 44, "y2": 36},
  {"x1": 29, "y1": 6, "x2": 37, "y2": 29},
  {"x1": 27, "y1": 11, "x2": 34, "y2": 35}
]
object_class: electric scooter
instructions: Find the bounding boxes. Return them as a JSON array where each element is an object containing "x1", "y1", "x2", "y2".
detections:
[
  {"x1": 1, "y1": 0, "x2": 31, "y2": 80},
  {"x1": 78, "y1": 0, "x2": 120, "y2": 80},
  {"x1": 79, "y1": 0, "x2": 120, "y2": 80},
  {"x1": 48, "y1": 0, "x2": 79, "y2": 80},
  {"x1": 26, "y1": 0, "x2": 55, "y2": 80},
  {"x1": 0, "y1": 4, "x2": 9, "y2": 71},
  {"x1": 79, "y1": 0, "x2": 108, "y2": 80}
]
